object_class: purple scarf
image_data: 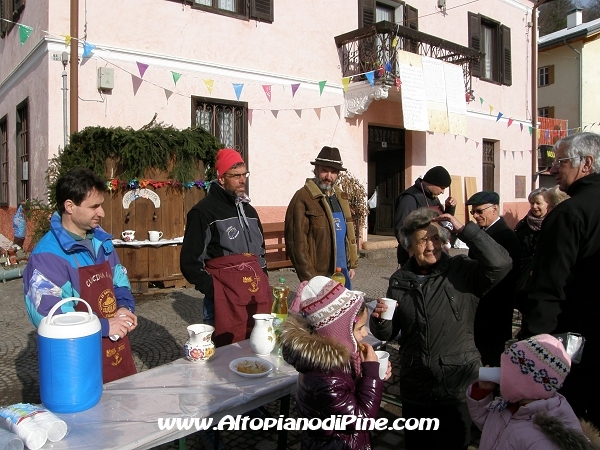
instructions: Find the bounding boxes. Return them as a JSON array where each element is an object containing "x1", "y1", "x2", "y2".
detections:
[{"x1": 526, "y1": 210, "x2": 544, "y2": 232}]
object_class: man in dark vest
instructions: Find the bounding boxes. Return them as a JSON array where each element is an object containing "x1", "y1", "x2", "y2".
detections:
[
  {"x1": 394, "y1": 166, "x2": 456, "y2": 266},
  {"x1": 466, "y1": 190, "x2": 520, "y2": 366}
]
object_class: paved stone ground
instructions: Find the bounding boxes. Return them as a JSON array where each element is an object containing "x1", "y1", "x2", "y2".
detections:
[{"x1": 1, "y1": 254, "x2": 487, "y2": 449}]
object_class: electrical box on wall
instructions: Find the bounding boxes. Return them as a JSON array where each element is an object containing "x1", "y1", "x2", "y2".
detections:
[{"x1": 97, "y1": 67, "x2": 114, "y2": 91}]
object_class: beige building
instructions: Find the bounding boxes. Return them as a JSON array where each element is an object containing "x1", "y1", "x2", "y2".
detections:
[{"x1": 538, "y1": 8, "x2": 600, "y2": 132}]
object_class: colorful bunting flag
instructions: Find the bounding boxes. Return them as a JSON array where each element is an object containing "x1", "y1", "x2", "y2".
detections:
[
  {"x1": 334, "y1": 105, "x2": 341, "y2": 118},
  {"x1": 233, "y1": 83, "x2": 244, "y2": 101},
  {"x1": 479, "y1": 97, "x2": 484, "y2": 106},
  {"x1": 248, "y1": 109, "x2": 253, "y2": 126},
  {"x1": 271, "y1": 110, "x2": 278, "y2": 118},
  {"x1": 392, "y1": 37, "x2": 398, "y2": 48},
  {"x1": 528, "y1": 126, "x2": 533, "y2": 136},
  {"x1": 19, "y1": 25, "x2": 33, "y2": 46},
  {"x1": 204, "y1": 79, "x2": 214, "y2": 94},
  {"x1": 385, "y1": 61, "x2": 392, "y2": 73},
  {"x1": 64, "y1": 35, "x2": 71, "y2": 47},
  {"x1": 291, "y1": 83, "x2": 300, "y2": 97},
  {"x1": 318, "y1": 81, "x2": 326, "y2": 96},
  {"x1": 295, "y1": 110, "x2": 302, "y2": 118},
  {"x1": 262, "y1": 85, "x2": 272, "y2": 102},
  {"x1": 164, "y1": 89, "x2": 173, "y2": 102},
  {"x1": 507, "y1": 118, "x2": 513, "y2": 128},
  {"x1": 342, "y1": 77, "x2": 350, "y2": 92},
  {"x1": 137, "y1": 62, "x2": 149, "y2": 78},
  {"x1": 172, "y1": 72, "x2": 182, "y2": 85},
  {"x1": 520, "y1": 123, "x2": 523, "y2": 132},
  {"x1": 365, "y1": 71, "x2": 375, "y2": 87},
  {"x1": 489, "y1": 105, "x2": 494, "y2": 115},
  {"x1": 82, "y1": 42, "x2": 96, "y2": 58},
  {"x1": 131, "y1": 75, "x2": 143, "y2": 95},
  {"x1": 496, "y1": 112, "x2": 503, "y2": 122},
  {"x1": 314, "y1": 108, "x2": 321, "y2": 119}
]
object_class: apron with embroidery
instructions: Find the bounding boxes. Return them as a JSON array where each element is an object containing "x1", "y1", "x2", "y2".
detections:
[
  {"x1": 333, "y1": 211, "x2": 352, "y2": 289},
  {"x1": 205, "y1": 253, "x2": 271, "y2": 348},
  {"x1": 75, "y1": 260, "x2": 136, "y2": 383}
]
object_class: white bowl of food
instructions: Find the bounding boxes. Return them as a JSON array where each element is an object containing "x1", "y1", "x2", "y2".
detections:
[{"x1": 229, "y1": 357, "x2": 273, "y2": 378}]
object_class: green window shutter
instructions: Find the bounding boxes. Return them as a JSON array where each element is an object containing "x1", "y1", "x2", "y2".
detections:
[
  {"x1": 250, "y1": 0, "x2": 273, "y2": 23},
  {"x1": 501, "y1": 25, "x2": 512, "y2": 86}
]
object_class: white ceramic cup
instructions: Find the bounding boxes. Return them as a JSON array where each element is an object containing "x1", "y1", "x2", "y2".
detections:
[
  {"x1": 148, "y1": 231, "x2": 163, "y2": 242},
  {"x1": 380, "y1": 297, "x2": 397, "y2": 321},
  {"x1": 375, "y1": 350, "x2": 390, "y2": 380},
  {"x1": 479, "y1": 367, "x2": 501, "y2": 384},
  {"x1": 121, "y1": 230, "x2": 135, "y2": 242}
]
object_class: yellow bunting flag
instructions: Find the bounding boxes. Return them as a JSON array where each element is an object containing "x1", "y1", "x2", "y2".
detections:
[
  {"x1": 341, "y1": 77, "x2": 350, "y2": 92},
  {"x1": 204, "y1": 79, "x2": 214, "y2": 94}
]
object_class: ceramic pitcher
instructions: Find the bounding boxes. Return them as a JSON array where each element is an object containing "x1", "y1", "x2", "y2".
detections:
[
  {"x1": 184, "y1": 324, "x2": 215, "y2": 362},
  {"x1": 249, "y1": 314, "x2": 276, "y2": 356}
]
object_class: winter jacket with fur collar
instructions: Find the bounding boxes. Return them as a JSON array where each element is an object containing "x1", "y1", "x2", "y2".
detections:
[
  {"x1": 468, "y1": 387, "x2": 599, "y2": 450},
  {"x1": 280, "y1": 316, "x2": 383, "y2": 450}
]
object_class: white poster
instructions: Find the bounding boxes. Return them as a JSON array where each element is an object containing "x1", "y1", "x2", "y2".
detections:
[{"x1": 398, "y1": 63, "x2": 429, "y2": 132}]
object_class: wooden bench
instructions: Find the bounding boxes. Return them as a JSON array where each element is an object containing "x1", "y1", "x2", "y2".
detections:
[{"x1": 262, "y1": 222, "x2": 293, "y2": 270}]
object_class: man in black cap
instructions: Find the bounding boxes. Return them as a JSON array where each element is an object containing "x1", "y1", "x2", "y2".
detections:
[
  {"x1": 285, "y1": 146, "x2": 358, "y2": 288},
  {"x1": 466, "y1": 190, "x2": 520, "y2": 366},
  {"x1": 394, "y1": 166, "x2": 457, "y2": 266}
]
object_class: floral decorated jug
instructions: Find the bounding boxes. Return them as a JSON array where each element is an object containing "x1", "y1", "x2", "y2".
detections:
[
  {"x1": 184, "y1": 324, "x2": 215, "y2": 362},
  {"x1": 249, "y1": 314, "x2": 276, "y2": 356}
]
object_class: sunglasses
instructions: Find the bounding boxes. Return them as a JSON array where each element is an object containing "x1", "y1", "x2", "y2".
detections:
[{"x1": 469, "y1": 204, "x2": 494, "y2": 216}]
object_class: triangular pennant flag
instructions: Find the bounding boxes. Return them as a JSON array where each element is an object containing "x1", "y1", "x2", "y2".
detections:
[
  {"x1": 295, "y1": 109, "x2": 302, "y2": 118},
  {"x1": 385, "y1": 61, "x2": 392, "y2": 72},
  {"x1": 489, "y1": 105, "x2": 494, "y2": 114},
  {"x1": 233, "y1": 83, "x2": 244, "y2": 101},
  {"x1": 63, "y1": 35, "x2": 71, "y2": 47},
  {"x1": 584, "y1": 125, "x2": 588, "y2": 130},
  {"x1": 291, "y1": 83, "x2": 300, "y2": 97},
  {"x1": 164, "y1": 89, "x2": 173, "y2": 102},
  {"x1": 248, "y1": 109, "x2": 253, "y2": 126},
  {"x1": 496, "y1": 112, "x2": 503, "y2": 122},
  {"x1": 136, "y1": 62, "x2": 149, "y2": 78},
  {"x1": 19, "y1": 25, "x2": 33, "y2": 46},
  {"x1": 392, "y1": 37, "x2": 398, "y2": 48},
  {"x1": 479, "y1": 97, "x2": 484, "y2": 106},
  {"x1": 172, "y1": 72, "x2": 182, "y2": 85},
  {"x1": 334, "y1": 105, "x2": 341, "y2": 118},
  {"x1": 342, "y1": 77, "x2": 350, "y2": 92},
  {"x1": 271, "y1": 110, "x2": 279, "y2": 118},
  {"x1": 528, "y1": 126, "x2": 533, "y2": 136},
  {"x1": 314, "y1": 108, "x2": 321, "y2": 119},
  {"x1": 520, "y1": 123, "x2": 523, "y2": 132},
  {"x1": 593, "y1": 122, "x2": 597, "y2": 128},
  {"x1": 204, "y1": 79, "x2": 214, "y2": 94},
  {"x1": 82, "y1": 42, "x2": 96, "y2": 58},
  {"x1": 131, "y1": 74, "x2": 143, "y2": 96},
  {"x1": 475, "y1": 142, "x2": 480, "y2": 148},
  {"x1": 365, "y1": 71, "x2": 375, "y2": 87},
  {"x1": 464, "y1": 137, "x2": 468, "y2": 144},
  {"x1": 507, "y1": 118, "x2": 513, "y2": 128},
  {"x1": 262, "y1": 85, "x2": 272, "y2": 102},
  {"x1": 537, "y1": 129, "x2": 541, "y2": 139},
  {"x1": 318, "y1": 81, "x2": 326, "y2": 96},
  {"x1": 546, "y1": 130, "x2": 550, "y2": 140},
  {"x1": 576, "y1": 127, "x2": 581, "y2": 133}
]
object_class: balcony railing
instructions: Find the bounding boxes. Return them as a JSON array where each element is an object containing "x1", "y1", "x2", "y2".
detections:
[
  {"x1": 538, "y1": 117, "x2": 568, "y2": 146},
  {"x1": 334, "y1": 21, "x2": 482, "y2": 94}
]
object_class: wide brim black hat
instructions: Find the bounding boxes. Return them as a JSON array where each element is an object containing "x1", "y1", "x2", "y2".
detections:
[{"x1": 310, "y1": 146, "x2": 347, "y2": 171}]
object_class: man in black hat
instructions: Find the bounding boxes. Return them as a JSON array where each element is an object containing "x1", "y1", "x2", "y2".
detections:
[
  {"x1": 394, "y1": 166, "x2": 457, "y2": 266},
  {"x1": 465, "y1": 190, "x2": 520, "y2": 366},
  {"x1": 285, "y1": 146, "x2": 358, "y2": 288}
]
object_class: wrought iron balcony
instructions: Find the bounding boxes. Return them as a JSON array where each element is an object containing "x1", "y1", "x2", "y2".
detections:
[{"x1": 334, "y1": 21, "x2": 482, "y2": 94}]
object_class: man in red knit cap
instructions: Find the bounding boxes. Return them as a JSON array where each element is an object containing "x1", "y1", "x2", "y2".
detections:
[{"x1": 180, "y1": 148, "x2": 270, "y2": 347}]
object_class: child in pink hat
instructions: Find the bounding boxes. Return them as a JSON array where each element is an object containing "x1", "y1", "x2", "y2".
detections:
[
  {"x1": 467, "y1": 334, "x2": 594, "y2": 449},
  {"x1": 280, "y1": 276, "x2": 390, "y2": 450}
]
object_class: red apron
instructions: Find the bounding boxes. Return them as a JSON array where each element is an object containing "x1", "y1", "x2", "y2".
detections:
[
  {"x1": 206, "y1": 254, "x2": 271, "y2": 347},
  {"x1": 75, "y1": 260, "x2": 137, "y2": 383}
]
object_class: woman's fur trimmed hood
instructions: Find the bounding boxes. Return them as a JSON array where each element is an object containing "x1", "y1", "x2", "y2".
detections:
[
  {"x1": 280, "y1": 314, "x2": 352, "y2": 373},
  {"x1": 534, "y1": 413, "x2": 600, "y2": 450}
]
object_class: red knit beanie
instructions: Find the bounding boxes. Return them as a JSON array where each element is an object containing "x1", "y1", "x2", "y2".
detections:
[{"x1": 215, "y1": 148, "x2": 245, "y2": 177}]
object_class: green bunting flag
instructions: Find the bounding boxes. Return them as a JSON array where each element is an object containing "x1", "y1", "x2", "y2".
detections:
[
  {"x1": 172, "y1": 72, "x2": 181, "y2": 85},
  {"x1": 19, "y1": 25, "x2": 33, "y2": 45},
  {"x1": 318, "y1": 81, "x2": 326, "y2": 96}
]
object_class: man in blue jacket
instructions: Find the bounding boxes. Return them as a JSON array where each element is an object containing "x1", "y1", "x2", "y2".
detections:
[{"x1": 24, "y1": 168, "x2": 137, "y2": 383}]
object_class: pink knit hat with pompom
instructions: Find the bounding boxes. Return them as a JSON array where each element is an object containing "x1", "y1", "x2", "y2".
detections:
[
  {"x1": 291, "y1": 276, "x2": 363, "y2": 354},
  {"x1": 500, "y1": 334, "x2": 571, "y2": 403}
]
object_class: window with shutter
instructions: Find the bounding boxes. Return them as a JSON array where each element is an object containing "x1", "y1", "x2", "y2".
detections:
[
  {"x1": 16, "y1": 99, "x2": 30, "y2": 203},
  {"x1": 468, "y1": 13, "x2": 509, "y2": 85},
  {"x1": 0, "y1": 116, "x2": 7, "y2": 206},
  {"x1": 1, "y1": 0, "x2": 15, "y2": 38},
  {"x1": 539, "y1": 65, "x2": 554, "y2": 87},
  {"x1": 359, "y1": 0, "x2": 376, "y2": 28},
  {"x1": 250, "y1": 0, "x2": 273, "y2": 22},
  {"x1": 404, "y1": 4, "x2": 418, "y2": 30}
]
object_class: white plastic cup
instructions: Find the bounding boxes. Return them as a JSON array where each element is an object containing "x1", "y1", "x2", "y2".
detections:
[
  {"x1": 148, "y1": 231, "x2": 163, "y2": 242},
  {"x1": 479, "y1": 367, "x2": 501, "y2": 384},
  {"x1": 375, "y1": 350, "x2": 389, "y2": 380},
  {"x1": 380, "y1": 298, "x2": 397, "y2": 321}
]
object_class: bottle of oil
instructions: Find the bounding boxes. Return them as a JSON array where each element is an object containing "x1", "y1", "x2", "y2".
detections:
[
  {"x1": 271, "y1": 278, "x2": 289, "y2": 357},
  {"x1": 331, "y1": 267, "x2": 346, "y2": 286}
]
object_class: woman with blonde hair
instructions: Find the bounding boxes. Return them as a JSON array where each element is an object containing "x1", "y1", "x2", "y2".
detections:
[{"x1": 544, "y1": 185, "x2": 570, "y2": 213}]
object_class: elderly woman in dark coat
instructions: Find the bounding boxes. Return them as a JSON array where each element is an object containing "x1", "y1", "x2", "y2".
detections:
[{"x1": 370, "y1": 208, "x2": 511, "y2": 450}]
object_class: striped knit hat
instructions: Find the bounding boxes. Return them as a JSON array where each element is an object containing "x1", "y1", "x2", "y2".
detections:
[
  {"x1": 291, "y1": 276, "x2": 363, "y2": 354},
  {"x1": 501, "y1": 334, "x2": 571, "y2": 403}
]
